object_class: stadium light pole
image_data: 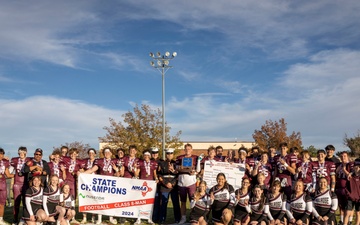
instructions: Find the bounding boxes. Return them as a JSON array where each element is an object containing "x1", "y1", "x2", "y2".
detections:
[{"x1": 149, "y1": 51, "x2": 177, "y2": 160}]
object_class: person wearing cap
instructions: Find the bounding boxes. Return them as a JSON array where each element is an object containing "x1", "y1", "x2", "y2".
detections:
[
  {"x1": 343, "y1": 159, "x2": 360, "y2": 225},
  {"x1": 134, "y1": 150, "x2": 158, "y2": 225},
  {"x1": 311, "y1": 149, "x2": 336, "y2": 192},
  {"x1": 10, "y1": 146, "x2": 31, "y2": 225},
  {"x1": 156, "y1": 148, "x2": 181, "y2": 224},
  {"x1": 325, "y1": 144, "x2": 341, "y2": 165},
  {"x1": 176, "y1": 143, "x2": 200, "y2": 224},
  {"x1": 150, "y1": 147, "x2": 162, "y2": 163},
  {"x1": 78, "y1": 148, "x2": 98, "y2": 224},
  {"x1": 84, "y1": 147, "x2": 118, "y2": 225},
  {"x1": 23, "y1": 148, "x2": 51, "y2": 187},
  {"x1": 0, "y1": 147, "x2": 15, "y2": 225},
  {"x1": 273, "y1": 142, "x2": 297, "y2": 199}
]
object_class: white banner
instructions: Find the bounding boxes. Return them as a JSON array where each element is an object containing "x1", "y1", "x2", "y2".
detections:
[
  {"x1": 203, "y1": 161, "x2": 246, "y2": 191},
  {"x1": 77, "y1": 173, "x2": 156, "y2": 219}
]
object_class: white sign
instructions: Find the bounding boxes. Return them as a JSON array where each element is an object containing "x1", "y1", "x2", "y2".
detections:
[
  {"x1": 78, "y1": 173, "x2": 156, "y2": 219},
  {"x1": 203, "y1": 161, "x2": 246, "y2": 191}
]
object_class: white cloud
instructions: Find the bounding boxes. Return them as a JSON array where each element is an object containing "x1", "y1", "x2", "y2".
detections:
[{"x1": 0, "y1": 96, "x2": 124, "y2": 157}]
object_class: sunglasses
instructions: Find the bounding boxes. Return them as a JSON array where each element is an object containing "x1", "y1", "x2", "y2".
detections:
[{"x1": 34, "y1": 153, "x2": 42, "y2": 156}]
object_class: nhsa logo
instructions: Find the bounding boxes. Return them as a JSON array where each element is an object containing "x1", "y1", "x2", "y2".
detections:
[{"x1": 131, "y1": 181, "x2": 152, "y2": 197}]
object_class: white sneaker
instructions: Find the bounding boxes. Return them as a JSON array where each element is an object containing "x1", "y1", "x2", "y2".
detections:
[
  {"x1": 96, "y1": 220, "x2": 102, "y2": 225},
  {"x1": 91, "y1": 217, "x2": 95, "y2": 224},
  {"x1": 134, "y1": 218, "x2": 141, "y2": 225},
  {"x1": 178, "y1": 216, "x2": 187, "y2": 224},
  {"x1": 147, "y1": 219, "x2": 154, "y2": 225},
  {"x1": 109, "y1": 218, "x2": 117, "y2": 225}
]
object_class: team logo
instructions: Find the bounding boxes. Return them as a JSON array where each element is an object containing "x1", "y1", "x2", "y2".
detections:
[{"x1": 131, "y1": 181, "x2": 153, "y2": 197}]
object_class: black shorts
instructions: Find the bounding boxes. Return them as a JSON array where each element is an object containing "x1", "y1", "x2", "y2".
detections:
[{"x1": 346, "y1": 200, "x2": 360, "y2": 211}]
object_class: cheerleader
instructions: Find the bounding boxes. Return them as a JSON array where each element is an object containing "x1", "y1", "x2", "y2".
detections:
[
  {"x1": 59, "y1": 184, "x2": 76, "y2": 225},
  {"x1": 312, "y1": 177, "x2": 338, "y2": 225},
  {"x1": 23, "y1": 176, "x2": 47, "y2": 225},
  {"x1": 233, "y1": 178, "x2": 251, "y2": 225},
  {"x1": 43, "y1": 175, "x2": 66, "y2": 225},
  {"x1": 248, "y1": 185, "x2": 273, "y2": 225},
  {"x1": 190, "y1": 181, "x2": 211, "y2": 225},
  {"x1": 268, "y1": 180, "x2": 287, "y2": 225},
  {"x1": 286, "y1": 180, "x2": 312, "y2": 225},
  {"x1": 209, "y1": 173, "x2": 236, "y2": 225}
]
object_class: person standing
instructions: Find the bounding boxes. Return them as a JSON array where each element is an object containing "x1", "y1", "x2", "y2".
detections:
[
  {"x1": 10, "y1": 146, "x2": 31, "y2": 225},
  {"x1": 47, "y1": 150, "x2": 65, "y2": 186},
  {"x1": 134, "y1": 150, "x2": 158, "y2": 225},
  {"x1": 311, "y1": 149, "x2": 336, "y2": 192},
  {"x1": 156, "y1": 148, "x2": 181, "y2": 224},
  {"x1": 325, "y1": 145, "x2": 341, "y2": 165},
  {"x1": 23, "y1": 148, "x2": 50, "y2": 188},
  {"x1": 0, "y1": 148, "x2": 15, "y2": 225},
  {"x1": 176, "y1": 143, "x2": 199, "y2": 224}
]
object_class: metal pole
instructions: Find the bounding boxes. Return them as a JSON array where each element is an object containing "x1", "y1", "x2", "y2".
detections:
[{"x1": 162, "y1": 67, "x2": 166, "y2": 160}]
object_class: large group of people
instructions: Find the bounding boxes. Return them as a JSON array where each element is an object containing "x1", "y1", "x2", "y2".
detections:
[{"x1": 0, "y1": 143, "x2": 360, "y2": 225}]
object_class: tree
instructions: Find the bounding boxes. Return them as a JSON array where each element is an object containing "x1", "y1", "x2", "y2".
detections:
[
  {"x1": 344, "y1": 130, "x2": 360, "y2": 157},
  {"x1": 53, "y1": 141, "x2": 92, "y2": 159},
  {"x1": 99, "y1": 104, "x2": 183, "y2": 158},
  {"x1": 252, "y1": 118, "x2": 302, "y2": 151},
  {"x1": 303, "y1": 145, "x2": 318, "y2": 157}
]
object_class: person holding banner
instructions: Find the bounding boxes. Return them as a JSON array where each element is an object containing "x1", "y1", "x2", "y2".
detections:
[
  {"x1": 156, "y1": 148, "x2": 181, "y2": 224},
  {"x1": 176, "y1": 143, "x2": 200, "y2": 224},
  {"x1": 84, "y1": 147, "x2": 118, "y2": 225},
  {"x1": 123, "y1": 145, "x2": 140, "y2": 179},
  {"x1": 209, "y1": 173, "x2": 236, "y2": 225},
  {"x1": 134, "y1": 150, "x2": 158, "y2": 225},
  {"x1": 78, "y1": 148, "x2": 98, "y2": 224}
]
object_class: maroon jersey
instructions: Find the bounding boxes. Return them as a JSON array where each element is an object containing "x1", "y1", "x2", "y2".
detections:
[
  {"x1": 274, "y1": 154, "x2": 297, "y2": 179},
  {"x1": 48, "y1": 161, "x2": 65, "y2": 180},
  {"x1": 123, "y1": 156, "x2": 140, "y2": 178},
  {"x1": 255, "y1": 162, "x2": 272, "y2": 186},
  {"x1": 336, "y1": 162, "x2": 354, "y2": 189},
  {"x1": 0, "y1": 158, "x2": 10, "y2": 182},
  {"x1": 138, "y1": 159, "x2": 158, "y2": 180},
  {"x1": 11, "y1": 157, "x2": 30, "y2": 184},
  {"x1": 296, "y1": 161, "x2": 313, "y2": 184},
  {"x1": 311, "y1": 161, "x2": 336, "y2": 184},
  {"x1": 94, "y1": 158, "x2": 118, "y2": 176},
  {"x1": 62, "y1": 157, "x2": 82, "y2": 182},
  {"x1": 80, "y1": 158, "x2": 96, "y2": 170}
]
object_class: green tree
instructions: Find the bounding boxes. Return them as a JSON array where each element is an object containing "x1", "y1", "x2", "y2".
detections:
[
  {"x1": 344, "y1": 130, "x2": 360, "y2": 157},
  {"x1": 99, "y1": 104, "x2": 183, "y2": 158},
  {"x1": 303, "y1": 145, "x2": 318, "y2": 157},
  {"x1": 53, "y1": 141, "x2": 92, "y2": 159},
  {"x1": 252, "y1": 118, "x2": 302, "y2": 151}
]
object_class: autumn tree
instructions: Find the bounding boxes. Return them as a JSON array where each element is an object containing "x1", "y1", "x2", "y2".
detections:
[
  {"x1": 53, "y1": 141, "x2": 92, "y2": 159},
  {"x1": 252, "y1": 118, "x2": 302, "y2": 151},
  {"x1": 303, "y1": 145, "x2": 318, "y2": 157},
  {"x1": 344, "y1": 130, "x2": 360, "y2": 157},
  {"x1": 99, "y1": 104, "x2": 183, "y2": 158}
]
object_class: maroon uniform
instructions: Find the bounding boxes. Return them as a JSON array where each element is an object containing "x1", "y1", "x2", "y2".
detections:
[
  {"x1": 255, "y1": 162, "x2": 272, "y2": 187},
  {"x1": 138, "y1": 159, "x2": 158, "y2": 180},
  {"x1": 94, "y1": 158, "x2": 118, "y2": 176},
  {"x1": 123, "y1": 156, "x2": 140, "y2": 178},
  {"x1": 62, "y1": 157, "x2": 82, "y2": 197},
  {"x1": 311, "y1": 161, "x2": 336, "y2": 185},
  {"x1": 0, "y1": 158, "x2": 11, "y2": 205},
  {"x1": 296, "y1": 161, "x2": 313, "y2": 185},
  {"x1": 336, "y1": 162, "x2": 354, "y2": 209},
  {"x1": 274, "y1": 154, "x2": 297, "y2": 199},
  {"x1": 48, "y1": 161, "x2": 65, "y2": 181},
  {"x1": 11, "y1": 157, "x2": 31, "y2": 223},
  {"x1": 80, "y1": 158, "x2": 96, "y2": 171}
]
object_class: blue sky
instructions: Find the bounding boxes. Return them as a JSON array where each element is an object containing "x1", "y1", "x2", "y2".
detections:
[{"x1": 1, "y1": 1, "x2": 360, "y2": 158}]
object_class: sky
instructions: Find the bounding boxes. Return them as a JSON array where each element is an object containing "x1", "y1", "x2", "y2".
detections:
[{"x1": 1, "y1": 1, "x2": 360, "y2": 158}]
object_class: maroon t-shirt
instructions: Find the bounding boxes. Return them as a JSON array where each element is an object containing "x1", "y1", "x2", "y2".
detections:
[{"x1": 138, "y1": 159, "x2": 158, "y2": 180}]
